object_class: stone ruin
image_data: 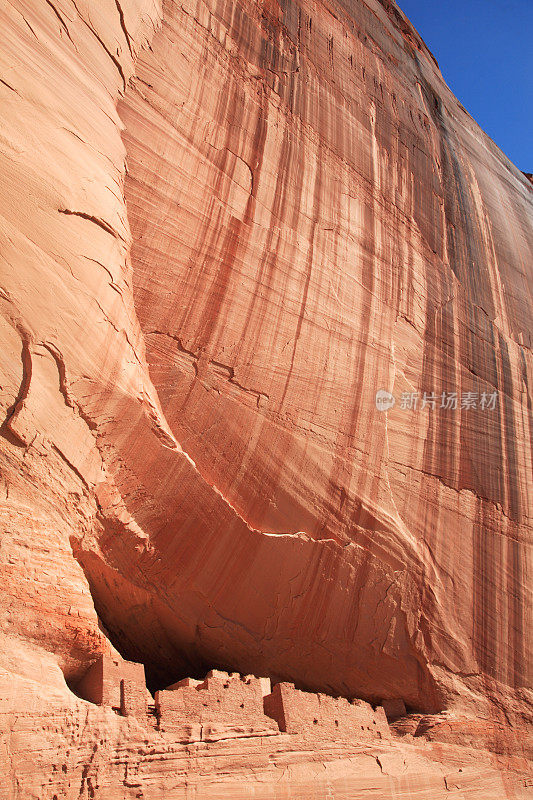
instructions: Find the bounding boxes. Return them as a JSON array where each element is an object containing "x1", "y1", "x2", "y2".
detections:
[
  {"x1": 74, "y1": 654, "x2": 149, "y2": 719},
  {"x1": 263, "y1": 682, "x2": 391, "y2": 739},
  {"x1": 74, "y1": 656, "x2": 392, "y2": 742},
  {"x1": 155, "y1": 669, "x2": 279, "y2": 739}
]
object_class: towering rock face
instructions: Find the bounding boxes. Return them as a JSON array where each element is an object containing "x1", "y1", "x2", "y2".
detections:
[
  {"x1": 0, "y1": 0, "x2": 531, "y2": 795},
  {"x1": 117, "y1": 0, "x2": 533, "y2": 713}
]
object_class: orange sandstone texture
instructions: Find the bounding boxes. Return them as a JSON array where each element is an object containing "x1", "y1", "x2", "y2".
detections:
[
  {"x1": 0, "y1": 0, "x2": 532, "y2": 795},
  {"x1": 117, "y1": 0, "x2": 533, "y2": 711}
]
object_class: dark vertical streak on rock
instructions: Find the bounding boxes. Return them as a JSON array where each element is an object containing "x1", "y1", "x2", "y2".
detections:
[
  {"x1": 498, "y1": 333, "x2": 520, "y2": 522},
  {"x1": 472, "y1": 502, "x2": 497, "y2": 678},
  {"x1": 420, "y1": 77, "x2": 494, "y2": 320},
  {"x1": 279, "y1": 147, "x2": 321, "y2": 408},
  {"x1": 509, "y1": 535, "x2": 526, "y2": 688}
]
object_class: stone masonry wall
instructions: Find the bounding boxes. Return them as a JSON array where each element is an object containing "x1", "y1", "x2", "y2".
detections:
[
  {"x1": 156, "y1": 670, "x2": 278, "y2": 734},
  {"x1": 263, "y1": 682, "x2": 390, "y2": 739},
  {"x1": 75, "y1": 655, "x2": 148, "y2": 717}
]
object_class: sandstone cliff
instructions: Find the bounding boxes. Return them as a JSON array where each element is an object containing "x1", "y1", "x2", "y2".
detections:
[{"x1": 0, "y1": 0, "x2": 531, "y2": 796}]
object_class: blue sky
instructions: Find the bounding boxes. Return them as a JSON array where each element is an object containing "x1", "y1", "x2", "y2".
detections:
[{"x1": 397, "y1": 0, "x2": 532, "y2": 172}]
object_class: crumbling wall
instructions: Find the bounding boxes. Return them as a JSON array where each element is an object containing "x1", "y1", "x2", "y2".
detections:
[
  {"x1": 263, "y1": 683, "x2": 390, "y2": 739},
  {"x1": 156, "y1": 670, "x2": 278, "y2": 734},
  {"x1": 75, "y1": 659, "x2": 394, "y2": 742},
  {"x1": 74, "y1": 655, "x2": 148, "y2": 718}
]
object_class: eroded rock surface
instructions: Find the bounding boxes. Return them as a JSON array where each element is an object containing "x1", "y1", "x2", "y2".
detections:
[{"x1": 0, "y1": 0, "x2": 531, "y2": 795}]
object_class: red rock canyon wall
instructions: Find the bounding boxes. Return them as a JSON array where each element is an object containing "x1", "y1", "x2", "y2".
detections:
[{"x1": 0, "y1": 0, "x2": 531, "y2": 795}]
